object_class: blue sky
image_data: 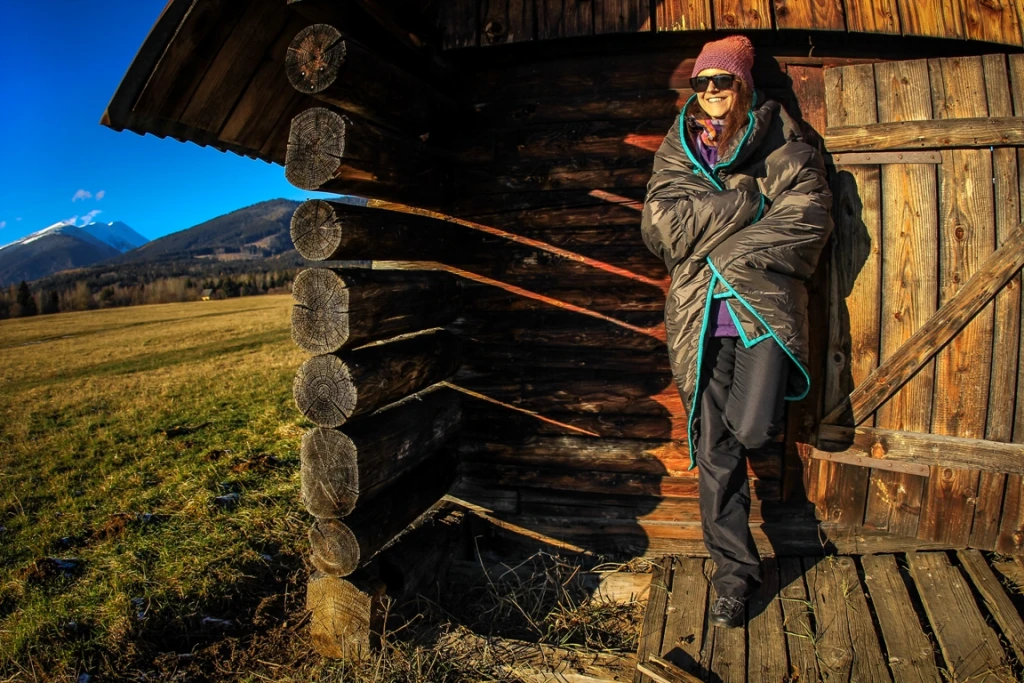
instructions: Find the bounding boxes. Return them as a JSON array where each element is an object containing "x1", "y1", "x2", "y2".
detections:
[{"x1": 0, "y1": 2, "x2": 316, "y2": 246}]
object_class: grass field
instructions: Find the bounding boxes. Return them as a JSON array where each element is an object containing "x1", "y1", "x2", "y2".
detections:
[
  {"x1": 0, "y1": 296, "x2": 643, "y2": 682},
  {"x1": 0, "y1": 296, "x2": 314, "y2": 680}
]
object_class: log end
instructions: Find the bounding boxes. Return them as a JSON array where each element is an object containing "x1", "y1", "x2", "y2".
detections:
[
  {"x1": 291, "y1": 268, "x2": 351, "y2": 354},
  {"x1": 310, "y1": 518, "x2": 361, "y2": 576},
  {"x1": 301, "y1": 427, "x2": 359, "y2": 517},
  {"x1": 285, "y1": 107, "x2": 348, "y2": 191},
  {"x1": 307, "y1": 571, "x2": 383, "y2": 659},
  {"x1": 290, "y1": 200, "x2": 344, "y2": 261},
  {"x1": 294, "y1": 355, "x2": 358, "y2": 428},
  {"x1": 285, "y1": 24, "x2": 346, "y2": 95}
]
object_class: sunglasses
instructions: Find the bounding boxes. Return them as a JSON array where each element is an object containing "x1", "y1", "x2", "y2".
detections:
[{"x1": 690, "y1": 74, "x2": 736, "y2": 92}]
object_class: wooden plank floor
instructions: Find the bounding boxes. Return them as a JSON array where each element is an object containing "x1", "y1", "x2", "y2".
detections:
[{"x1": 636, "y1": 551, "x2": 1024, "y2": 682}]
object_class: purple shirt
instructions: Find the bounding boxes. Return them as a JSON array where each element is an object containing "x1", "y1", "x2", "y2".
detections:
[
  {"x1": 694, "y1": 123, "x2": 740, "y2": 338},
  {"x1": 711, "y1": 300, "x2": 740, "y2": 337}
]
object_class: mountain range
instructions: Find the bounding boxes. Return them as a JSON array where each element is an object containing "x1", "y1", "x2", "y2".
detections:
[{"x1": 0, "y1": 199, "x2": 301, "y2": 287}]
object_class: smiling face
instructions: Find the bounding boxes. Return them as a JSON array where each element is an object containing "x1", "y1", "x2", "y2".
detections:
[{"x1": 696, "y1": 68, "x2": 737, "y2": 119}]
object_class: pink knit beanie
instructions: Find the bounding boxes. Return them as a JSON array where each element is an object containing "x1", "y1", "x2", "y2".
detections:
[{"x1": 692, "y1": 35, "x2": 755, "y2": 91}]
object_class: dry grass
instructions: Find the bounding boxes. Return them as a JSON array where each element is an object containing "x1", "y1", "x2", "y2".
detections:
[{"x1": 0, "y1": 296, "x2": 644, "y2": 682}]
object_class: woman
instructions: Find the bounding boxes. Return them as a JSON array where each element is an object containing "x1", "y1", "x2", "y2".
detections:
[{"x1": 640, "y1": 36, "x2": 832, "y2": 628}]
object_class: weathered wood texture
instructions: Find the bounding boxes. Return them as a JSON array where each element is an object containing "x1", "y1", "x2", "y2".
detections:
[
  {"x1": 307, "y1": 505, "x2": 466, "y2": 659},
  {"x1": 105, "y1": 0, "x2": 313, "y2": 163},
  {"x1": 293, "y1": 330, "x2": 461, "y2": 428},
  {"x1": 957, "y1": 549, "x2": 1024, "y2": 666},
  {"x1": 783, "y1": 64, "x2": 831, "y2": 507},
  {"x1": 906, "y1": 551, "x2": 1012, "y2": 681},
  {"x1": 974, "y1": 54, "x2": 1021, "y2": 549},
  {"x1": 805, "y1": 555, "x2": 889, "y2": 681},
  {"x1": 301, "y1": 387, "x2": 462, "y2": 517},
  {"x1": 777, "y1": 557, "x2": 820, "y2": 682},
  {"x1": 287, "y1": 0, "x2": 446, "y2": 69},
  {"x1": 429, "y1": 0, "x2": 1024, "y2": 45},
  {"x1": 704, "y1": 563, "x2": 745, "y2": 681},
  {"x1": 860, "y1": 554, "x2": 942, "y2": 683},
  {"x1": 822, "y1": 216, "x2": 1024, "y2": 428},
  {"x1": 658, "y1": 557, "x2": 707, "y2": 678},
  {"x1": 862, "y1": 58, "x2": 934, "y2": 539},
  {"x1": 479, "y1": 0, "x2": 536, "y2": 44},
  {"x1": 924, "y1": 55, "x2": 994, "y2": 547},
  {"x1": 773, "y1": 0, "x2": 845, "y2": 30},
  {"x1": 825, "y1": 116, "x2": 1024, "y2": 151},
  {"x1": 896, "y1": 0, "x2": 963, "y2": 39},
  {"x1": 284, "y1": 24, "x2": 460, "y2": 136},
  {"x1": 654, "y1": 0, "x2": 711, "y2": 31},
  {"x1": 745, "y1": 558, "x2": 788, "y2": 682},
  {"x1": 290, "y1": 268, "x2": 460, "y2": 355},
  {"x1": 284, "y1": 106, "x2": 450, "y2": 201},
  {"x1": 634, "y1": 557, "x2": 671, "y2": 683},
  {"x1": 307, "y1": 570, "x2": 386, "y2": 659},
  {"x1": 712, "y1": 0, "x2": 771, "y2": 28},
  {"x1": 309, "y1": 452, "x2": 458, "y2": 577},
  {"x1": 818, "y1": 424, "x2": 1024, "y2": 475},
  {"x1": 844, "y1": 0, "x2": 900, "y2": 33},
  {"x1": 637, "y1": 551, "x2": 1024, "y2": 683},
  {"x1": 817, "y1": 62, "x2": 877, "y2": 528},
  {"x1": 818, "y1": 56, "x2": 1024, "y2": 553}
]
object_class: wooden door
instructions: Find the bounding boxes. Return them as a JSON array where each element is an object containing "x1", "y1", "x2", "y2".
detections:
[{"x1": 805, "y1": 54, "x2": 1024, "y2": 554}]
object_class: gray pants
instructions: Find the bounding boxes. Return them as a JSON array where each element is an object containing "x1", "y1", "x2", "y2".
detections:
[{"x1": 695, "y1": 336, "x2": 789, "y2": 599}]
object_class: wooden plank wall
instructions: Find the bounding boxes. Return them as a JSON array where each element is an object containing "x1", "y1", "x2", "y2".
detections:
[
  {"x1": 128, "y1": 0, "x2": 311, "y2": 162},
  {"x1": 820, "y1": 55, "x2": 1024, "y2": 552},
  {"x1": 445, "y1": 49, "x2": 851, "y2": 558},
  {"x1": 438, "y1": 0, "x2": 1024, "y2": 47}
]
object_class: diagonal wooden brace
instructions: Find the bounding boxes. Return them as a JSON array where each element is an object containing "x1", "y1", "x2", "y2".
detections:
[{"x1": 823, "y1": 219, "x2": 1024, "y2": 427}]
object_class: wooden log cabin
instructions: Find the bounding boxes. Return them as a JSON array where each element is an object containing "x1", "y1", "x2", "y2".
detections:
[{"x1": 105, "y1": 0, "x2": 1024, "y2": 663}]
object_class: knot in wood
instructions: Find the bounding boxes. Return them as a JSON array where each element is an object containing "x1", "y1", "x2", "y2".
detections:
[
  {"x1": 286, "y1": 24, "x2": 346, "y2": 95},
  {"x1": 870, "y1": 441, "x2": 886, "y2": 459},
  {"x1": 483, "y1": 20, "x2": 506, "y2": 42}
]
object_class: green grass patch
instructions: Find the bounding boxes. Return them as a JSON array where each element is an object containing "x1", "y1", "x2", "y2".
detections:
[{"x1": 0, "y1": 296, "x2": 310, "y2": 679}]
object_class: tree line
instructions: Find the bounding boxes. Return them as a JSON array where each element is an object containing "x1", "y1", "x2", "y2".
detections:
[{"x1": 0, "y1": 269, "x2": 297, "y2": 320}]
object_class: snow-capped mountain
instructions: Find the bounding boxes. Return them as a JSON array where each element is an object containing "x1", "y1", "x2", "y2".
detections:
[
  {"x1": 0, "y1": 220, "x2": 150, "y2": 286},
  {"x1": 80, "y1": 221, "x2": 149, "y2": 253},
  {"x1": 0, "y1": 221, "x2": 148, "y2": 255}
]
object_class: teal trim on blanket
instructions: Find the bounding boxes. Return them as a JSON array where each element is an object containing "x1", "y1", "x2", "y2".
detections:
[
  {"x1": 679, "y1": 95, "x2": 724, "y2": 191},
  {"x1": 686, "y1": 278, "x2": 717, "y2": 470},
  {"x1": 713, "y1": 290, "x2": 733, "y2": 299},
  {"x1": 705, "y1": 259, "x2": 812, "y2": 402},
  {"x1": 723, "y1": 300, "x2": 772, "y2": 349},
  {"x1": 712, "y1": 110, "x2": 755, "y2": 176}
]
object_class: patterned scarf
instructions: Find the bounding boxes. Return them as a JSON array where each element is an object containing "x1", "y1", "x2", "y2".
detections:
[{"x1": 686, "y1": 115, "x2": 725, "y2": 147}]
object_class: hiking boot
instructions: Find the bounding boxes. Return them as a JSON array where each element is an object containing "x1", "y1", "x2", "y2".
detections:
[{"x1": 709, "y1": 596, "x2": 746, "y2": 628}]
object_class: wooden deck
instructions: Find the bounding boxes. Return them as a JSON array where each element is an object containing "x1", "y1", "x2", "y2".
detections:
[{"x1": 635, "y1": 551, "x2": 1024, "y2": 683}]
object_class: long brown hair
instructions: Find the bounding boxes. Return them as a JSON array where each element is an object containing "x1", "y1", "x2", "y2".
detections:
[{"x1": 686, "y1": 77, "x2": 753, "y2": 153}]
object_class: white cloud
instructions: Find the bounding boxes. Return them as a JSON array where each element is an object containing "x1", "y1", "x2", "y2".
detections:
[
  {"x1": 80, "y1": 210, "x2": 102, "y2": 224},
  {"x1": 0, "y1": 222, "x2": 6, "y2": 230},
  {"x1": 95, "y1": 190, "x2": 105, "y2": 201},
  {"x1": 62, "y1": 215, "x2": 79, "y2": 226},
  {"x1": 72, "y1": 189, "x2": 93, "y2": 202},
  {"x1": 15, "y1": 217, "x2": 22, "y2": 222}
]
